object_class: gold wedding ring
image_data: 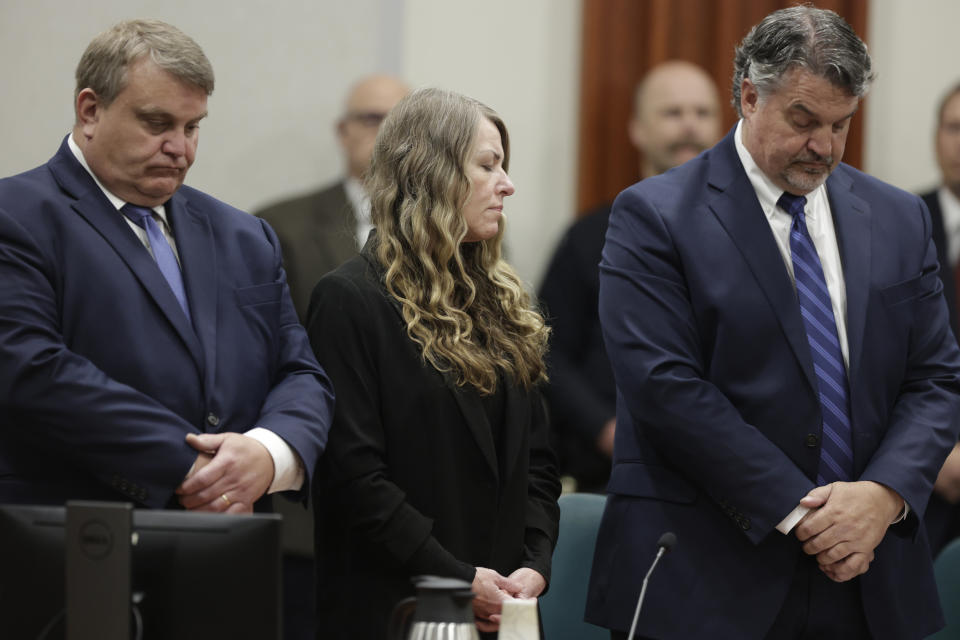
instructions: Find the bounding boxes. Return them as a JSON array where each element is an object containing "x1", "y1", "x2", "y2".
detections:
[{"x1": 221, "y1": 493, "x2": 231, "y2": 506}]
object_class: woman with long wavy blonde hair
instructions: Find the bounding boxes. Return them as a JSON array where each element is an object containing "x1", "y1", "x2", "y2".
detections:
[{"x1": 307, "y1": 88, "x2": 561, "y2": 638}]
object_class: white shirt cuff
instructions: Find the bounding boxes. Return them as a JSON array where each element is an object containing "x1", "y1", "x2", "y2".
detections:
[
  {"x1": 776, "y1": 504, "x2": 810, "y2": 534},
  {"x1": 244, "y1": 427, "x2": 305, "y2": 493},
  {"x1": 892, "y1": 502, "x2": 910, "y2": 524},
  {"x1": 776, "y1": 499, "x2": 908, "y2": 536}
]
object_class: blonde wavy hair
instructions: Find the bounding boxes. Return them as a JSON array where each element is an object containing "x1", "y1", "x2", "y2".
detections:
[{"x1": 367, "y1": 88, "x2": 549, "y2": 394}]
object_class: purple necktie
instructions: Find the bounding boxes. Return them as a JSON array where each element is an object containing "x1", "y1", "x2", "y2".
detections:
[
  {"x1": 778, "y1": 192, "x2": 853, "y2": 483},
  {"x1": 121, "y1": 204, "x2": 191, "y2": 321}
]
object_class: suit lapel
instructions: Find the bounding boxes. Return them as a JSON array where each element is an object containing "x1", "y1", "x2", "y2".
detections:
[
  {"x1": 447, "y1": 378, "x2": 500, "y2": 481},
  {"x1": 313, "y1": 183, "x2": 362, "y2": 266},
  {"x1": 47, "y1": 140, "x2": 205, "y2": 374},
  {"x1": 827, "y1": 168, "x2": 871, "y2": 383},
  {"x1": 705, "y1": 132, "x2": 818, "y2": 393},
  {"x1": 167, "y1": 191, "x2": 216, "y2": 389}
]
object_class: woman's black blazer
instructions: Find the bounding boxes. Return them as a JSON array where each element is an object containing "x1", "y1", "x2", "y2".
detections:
[{"x1": 306, "y1": 248, "x2": 561, "y2": 637}]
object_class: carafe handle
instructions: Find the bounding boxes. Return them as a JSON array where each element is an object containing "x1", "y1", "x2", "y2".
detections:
[{"x1": 388, "y1": 596, "x2": 417, "y2": 640}]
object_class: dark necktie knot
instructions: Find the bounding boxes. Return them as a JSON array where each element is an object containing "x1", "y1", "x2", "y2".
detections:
[
  {"x1": 777, "y1": 192, "x2": 807, "y2": 218},
  {"x1": 121, "y1": 203, "x2": 155, "y2": 229}
]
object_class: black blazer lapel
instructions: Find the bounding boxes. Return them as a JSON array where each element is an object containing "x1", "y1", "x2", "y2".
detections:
[
  {"x1": 827, "y1": 167, "x2": 871, "y2": 383},
  {"x1": 705, "y1": 131, "x2": 818, "y2": 394},
  {"x1": 447, "y1": 378, "x2": 500, "y2": 481},
  {"x1": 167, "y1": 191, "x2": 216, "y2": 389},
  {"x1": 47, "y1": 140, "x2": 205, "y2": 374}
]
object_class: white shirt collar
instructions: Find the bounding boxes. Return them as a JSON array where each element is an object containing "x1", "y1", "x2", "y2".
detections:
[
  {"x1": 733, "y1": 120, "x2": 829, "y2": 221},
  {"x1": 67, "y1": 133, "x2": 167, "y2": 220}
]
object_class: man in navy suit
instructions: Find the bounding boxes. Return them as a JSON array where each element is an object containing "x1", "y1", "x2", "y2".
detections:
[
  {"x1": 0, "y1": 20, "x2": 333, "y2": 515},
  {"x1": 586, "y1": 7, "x2": 960, "y2": 640}
]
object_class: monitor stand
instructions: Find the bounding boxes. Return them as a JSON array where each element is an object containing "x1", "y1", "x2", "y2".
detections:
[{"x1": 66, "y1": 501, "x2": 133, "y2": 640}]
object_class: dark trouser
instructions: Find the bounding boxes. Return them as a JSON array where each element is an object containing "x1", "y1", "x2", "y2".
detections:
[
  {"x1": 283, "y1": 554, "x2": 316, "y2": 640},
  {"x1": 764, "y1": 553, "x2": 870, "y2": 640},
  {"x1": 612, "y1": 554, "x2": 870, "y2": 640}
]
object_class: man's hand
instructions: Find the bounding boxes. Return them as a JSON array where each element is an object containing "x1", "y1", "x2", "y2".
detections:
[
  {"x1": 504, "y1": 568, "x2": 546, "y2": 599},
  {"x1": 471, "y1": 567, "x2": 520, "y2": 633},
  {"x1": 794, "y1": 481, "x2": 903, "y2": 582},
  {"x1": 176, "y1": 432, "x2": 275, "y2": 513},
  {"x1": 818, "y1": 550, "x2": 875, "y2": 582},
  {"x1": 935, "y1": 443, "x2": 960, "y2": 504}
]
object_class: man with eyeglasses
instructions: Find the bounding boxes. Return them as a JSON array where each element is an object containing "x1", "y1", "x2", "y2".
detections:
[{"x1": 257, "y1": 74, "x2": 409, "y2": 322}]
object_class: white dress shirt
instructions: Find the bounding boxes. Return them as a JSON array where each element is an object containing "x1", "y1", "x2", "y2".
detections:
[
  {"x1": 344, "y1": 175, "x2": 372, "y2": 248},
  {"x1": 67, "y1": 134, "x2": 303, "y2": 493}
]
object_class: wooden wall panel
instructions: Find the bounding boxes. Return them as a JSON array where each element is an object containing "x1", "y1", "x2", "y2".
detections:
[{"x1": 576, "y1": 0, "x2": 869, "y2": 214}]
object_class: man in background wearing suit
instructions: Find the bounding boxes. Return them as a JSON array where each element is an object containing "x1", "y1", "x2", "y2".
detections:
[
  {"x1": 539, "y1": 61, "x2": 720, "y2": 492},
  {"x1": 0, "y1": 11, "x2": 332, "y2": 583},
  {"x1": 586, "y1": 7, "x2": 960, "y2": 639},
  {"x1": 922, "y1": 82, "x2": 960, "y2": 556},
  {"x1": 255, "y1": 73, "x2": 407, "y2": 638},
  {"x1": 256, "y1": 74, "x2": 409, "y2": 322}
]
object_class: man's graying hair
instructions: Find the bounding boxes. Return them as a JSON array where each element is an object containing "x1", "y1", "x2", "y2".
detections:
[
  {"x1": 731, "y1": 6, "x2": 874, "y2": 117},
  {"x1": 75, "y1": 19, "x2": 214, "y2": 108}
]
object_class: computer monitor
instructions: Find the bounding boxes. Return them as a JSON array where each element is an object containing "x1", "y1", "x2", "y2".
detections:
[{"x1": 0, "y1": 503, "x2": 282, "y2": 639}]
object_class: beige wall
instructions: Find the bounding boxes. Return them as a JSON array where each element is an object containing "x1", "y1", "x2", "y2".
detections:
[
  {"x1": 864, "y1": 0, "x2": 960, "y2": 194},
  {"x1": 1, "y1": 0, "x2": 954, "y2": 285}
]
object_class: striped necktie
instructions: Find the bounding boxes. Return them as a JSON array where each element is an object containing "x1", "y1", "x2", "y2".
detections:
[
  {"x1": 778, "y1": 192, "x2": 853, "y2": 483},
  {"x1": 121, "y1": 204, "x2": 192, "y2": 321}
]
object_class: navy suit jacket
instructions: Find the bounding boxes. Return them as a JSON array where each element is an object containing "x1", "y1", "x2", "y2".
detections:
[
  {"x1": 0, "y1": 138, "x2": 333, "y2": 508},
  {"x1": 585, "y1": 128, "x2": 960, "y2": 640}
]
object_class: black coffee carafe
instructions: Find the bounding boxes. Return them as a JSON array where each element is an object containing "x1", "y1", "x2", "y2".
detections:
[{"x1": 389, "y1": 575, "x2": 480, "y2": 640}]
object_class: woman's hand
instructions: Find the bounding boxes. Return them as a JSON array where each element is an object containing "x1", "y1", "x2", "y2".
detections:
[
  {"x1": 505, "y1": 567, "x2": 547, "y2": 599},
  {"x1": 471, "y1": 567, "x2": 519, "y2": 632}
]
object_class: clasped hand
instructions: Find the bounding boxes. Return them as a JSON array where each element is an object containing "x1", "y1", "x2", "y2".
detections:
[
  {"x1": 175, "y1": 432, "x2": 274, "y2": 514},
  {"x1": 793, "y1": 480, "x2": 903, "y2": 583},
  {"x1": 471, "y1": 567, "x2": 546, "y2": 633}
]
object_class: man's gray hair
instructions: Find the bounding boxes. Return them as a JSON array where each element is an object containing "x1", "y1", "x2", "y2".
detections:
[
  {"x1": 731, "y1": 6, "x2": 874, "y2": 117},
  {"x1": 75, "y1": 19, "x2": 214, "y2": 107}
]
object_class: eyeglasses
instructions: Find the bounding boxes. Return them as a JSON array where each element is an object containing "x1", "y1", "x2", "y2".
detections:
[{"x1": 344, "y1": 112, "x2": 388, "y2": 128}]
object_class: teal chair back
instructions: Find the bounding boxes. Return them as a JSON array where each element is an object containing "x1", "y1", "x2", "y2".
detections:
[
  {"x1": 540, "y1": 492, "x2": 609, "y2": 640},
  {"x1": 930, "y1": 538, "x2": 960, "y2": 639}
]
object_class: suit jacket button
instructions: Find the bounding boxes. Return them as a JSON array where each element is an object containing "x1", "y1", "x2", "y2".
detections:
[
  {"x1": 805, "y1": 434, "x2": 819, "y2": 448},
  {"x1": 740, "y1": 518, "x2": 751, "y2": 531},
  {"x1": 206, "y1": 413, "x2": 220, "y2": 427}
]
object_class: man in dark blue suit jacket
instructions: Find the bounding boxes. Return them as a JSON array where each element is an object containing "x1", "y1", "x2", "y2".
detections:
[
  {"x1": 0, "y1": 20, "x2": 333, "y2": 515},
  {"x1": 586, "y1": 7, "x2": 960, "y2": 640}
]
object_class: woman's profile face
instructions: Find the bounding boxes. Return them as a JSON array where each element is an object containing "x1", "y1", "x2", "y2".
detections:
[{"x1": 461, "y1": 118, "x2": 515, "y2": 243}]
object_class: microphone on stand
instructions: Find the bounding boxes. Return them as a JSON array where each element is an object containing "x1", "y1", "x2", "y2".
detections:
[{"x1": 626, "y1": 532, "x2": 677, "y2": 640}]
